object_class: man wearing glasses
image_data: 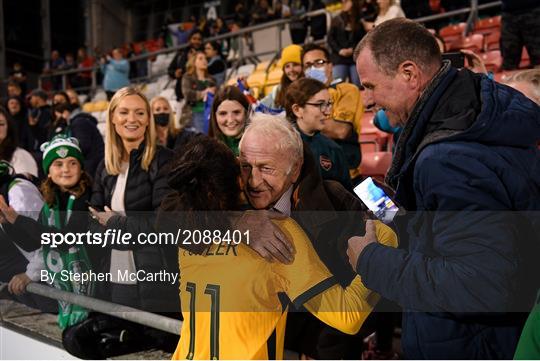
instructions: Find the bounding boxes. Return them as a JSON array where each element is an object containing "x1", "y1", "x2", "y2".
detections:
[{"x1": 301, "y1": 43, "x2": 364, "y2": 185}]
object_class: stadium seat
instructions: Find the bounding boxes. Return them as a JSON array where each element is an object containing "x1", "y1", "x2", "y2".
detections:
[
  {"x1": 447, "y1": 34, "x2": 484, "y2": 52},
  {"x1": 246, "y1": 68, "x2": 268, "y2": 99},
  {"x1": 474, "y1": 16, "x2": 501, "y2": 35},
  {"x1": 360, "y1": 130, "x2": 390, "y2": 152},
  {"x1": 263, "y1": 67, "x2": 283, "y2": 96},
  {"x1": 82, "y1": 100, "x2": 109, "y2": 113},
  {"x1": 360, "y1": 111, "x2": 375, "y2": 133},
  {"x1": 359, "y1": 151, "x2": 393, "y2": 181},
  {"x1": 484, "y1": 31, "x2": 501, "y2": 51},
  {"x1": 480, "y1": 50, "x2": 502, "y2": 73},
  {"x1": 439, "y1": 22, "x2": 466, "y2": 44},
  {"x1": 255, "y1": 60, "x2": 271, "y2": 72},
  {"x1": 151, "y1": 53, "x2": 175, "y2": 75}
]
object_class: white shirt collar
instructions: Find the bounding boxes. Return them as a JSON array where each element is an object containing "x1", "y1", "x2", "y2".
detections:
[{"x1": 272, "y1": 185, "x2": 294, "y2": 216}]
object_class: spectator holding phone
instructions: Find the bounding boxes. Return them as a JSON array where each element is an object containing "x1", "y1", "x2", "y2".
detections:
[{"x1": 351, "y1": 18, "x2": 540, "y2": 359}]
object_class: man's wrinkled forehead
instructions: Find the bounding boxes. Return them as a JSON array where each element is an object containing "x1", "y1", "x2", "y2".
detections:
[{"x1": 240, "y1": 132, "x2": 291, "y2": 164}]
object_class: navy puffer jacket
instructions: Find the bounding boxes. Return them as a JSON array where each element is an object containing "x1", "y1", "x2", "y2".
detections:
[{"x1": 357, "y1": 64, "x2": 540, "y2": 359}]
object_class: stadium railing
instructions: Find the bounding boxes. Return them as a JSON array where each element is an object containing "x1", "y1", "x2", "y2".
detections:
[
  {"x1": 39, "y1": 0, "x2": 502, "y2": 97},
  {"x1": 0, "y1": 280, "x2": 182, "y2": 336}
]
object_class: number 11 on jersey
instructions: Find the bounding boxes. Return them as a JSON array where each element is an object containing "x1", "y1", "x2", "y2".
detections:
[{"x1": 184, "y1": 282, "x2": 221, "y2": 360}]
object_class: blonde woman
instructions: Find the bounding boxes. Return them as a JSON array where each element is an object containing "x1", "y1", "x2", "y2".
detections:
[
  {"x1": 150, "y1": 95, "x2": 198, "y2": 150},
  {"x1": 179, "y1": 51, "x2": 216, "y2": 133},
  {"x1": 89, "y1": 87, "x2": 179, "y2": 316}
]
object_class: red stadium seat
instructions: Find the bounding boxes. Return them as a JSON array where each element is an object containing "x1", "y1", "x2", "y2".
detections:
[
  {"x1": 439, "y1": 22, "x2": 466, "y2": 38},
  {"x1": 360, "y1": 111, "x2": 376, "y2": 134},
  {"x1": 447, "y1": 34, "x2": 484, "y2": 52},
  {"x1": 474, "y1": 16, "x2": 501, "y2": 35},
  {"x1": 484, "y1": 31, "x2": 501, "y2": 51},
  {"x1": 480, "y1": 50, "x2": 502, "y2": 73},
  {"x1": 360, "y1": 151, "x2": 393, "y2": 182},
  {"x1": 360, "y1": 130, "x2": 390, "y2": 154},
  {"x1": 439, "y1": 22, "x2": 466, "y2": 45}
]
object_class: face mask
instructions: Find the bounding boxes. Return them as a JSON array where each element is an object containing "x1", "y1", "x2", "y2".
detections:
[
  {"x1": 154, "y1": 113, "x2": 170, "y2": 126},
  {"x1": 305, "y1": 66, "x2": 327, "y2": 84},
  {"x1": 373, "y1": 109, "x2": 401, "y2": 134}
]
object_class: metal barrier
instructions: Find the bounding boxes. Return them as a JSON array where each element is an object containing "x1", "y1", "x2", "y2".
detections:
[
  {"x1": 1, "y1": 281, "x2": 182, "y2": 335},
  {"x1": 38, "y1": 1, "x2": 502, "y2": 96}
]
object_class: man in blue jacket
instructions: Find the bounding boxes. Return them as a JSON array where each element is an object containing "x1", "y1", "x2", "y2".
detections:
[{"x1": 349, "y1": 18, "x2": 540, "y2": 359}]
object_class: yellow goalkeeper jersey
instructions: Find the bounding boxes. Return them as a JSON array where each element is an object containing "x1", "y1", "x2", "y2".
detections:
[{"x1": 172, "y1": 218, "x2": 396, "y2": 360}]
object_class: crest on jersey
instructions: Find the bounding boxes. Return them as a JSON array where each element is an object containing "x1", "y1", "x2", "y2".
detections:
[{"x1": 320, "y1": 155, "x2": 332, "y2": 171}]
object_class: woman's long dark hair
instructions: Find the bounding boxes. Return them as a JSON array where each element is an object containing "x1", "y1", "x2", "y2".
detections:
[
  {"x1": 341, "y1": 0, "x2": 364, "y2": 34},
  {"x1": 0, "y1": 106, "x2": 19, "y2": 162},
  {"x1": 159, "y1": 137, "x2": 241, "y2": 240},
  {"x1": 165, "y1": 137, "x2": 240, "y2": 212}
]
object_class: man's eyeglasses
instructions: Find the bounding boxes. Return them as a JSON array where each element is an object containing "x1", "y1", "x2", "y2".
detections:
[
  {"x1": 305, "y1": 101, "x2": 333, "y2": 112},
  {"x1": 303, "y1": 59, "x2": 328, "y2": 70}
]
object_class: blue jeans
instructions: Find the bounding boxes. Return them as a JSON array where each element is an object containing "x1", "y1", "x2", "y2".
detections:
[
  {"x1": 190, "y1": 111, "x2": 207, "y2": 134},
  {"x1": 332, "y1": 64, "x2": 361, "y2": 87}
]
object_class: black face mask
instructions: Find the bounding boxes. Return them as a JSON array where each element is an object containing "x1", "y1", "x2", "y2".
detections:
[{"x1": 154, "y1": 113, "x2": 170, "y2": 126}]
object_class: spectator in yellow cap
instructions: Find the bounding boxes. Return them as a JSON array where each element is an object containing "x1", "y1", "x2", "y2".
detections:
[{"x1": 260, "y1": 44, "x2": 303, "y2": 111}]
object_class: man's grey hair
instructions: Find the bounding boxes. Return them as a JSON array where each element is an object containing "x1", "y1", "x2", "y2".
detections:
[
  {"x1": 240, "y1": 113, "x2": 304, "y2": 172},
  {"x1": 353, "y1": 18, "x2": 442, "y2": 76}
]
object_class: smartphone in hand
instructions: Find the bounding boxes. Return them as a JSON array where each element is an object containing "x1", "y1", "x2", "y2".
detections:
[{"x1": 354, "y1": 177, "x2": 399, "y2": 224}]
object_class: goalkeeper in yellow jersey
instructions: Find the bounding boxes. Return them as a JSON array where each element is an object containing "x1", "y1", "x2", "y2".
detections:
[{"x1": 159, "y1": 134, "x2": 397, "y2": 360}]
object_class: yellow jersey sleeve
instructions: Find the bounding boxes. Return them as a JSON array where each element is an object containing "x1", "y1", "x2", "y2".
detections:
[
  {"x1": 374, "y1": 220, "x2": 398, "y2": 248},
  {"x1": 301, "y1": 220, "x2": 398, "y2": 335},
  {"x1": 272, "y1": 218, "x2": 338, "y2": 307},
  {"x1": 303, "y1": 275, "x2": 379, "y2": 335}
]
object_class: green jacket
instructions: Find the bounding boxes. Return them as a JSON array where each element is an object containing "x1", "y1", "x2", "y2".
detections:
[{"x1": 515, "y1": 293, "x2": 540, "y2": 359}]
